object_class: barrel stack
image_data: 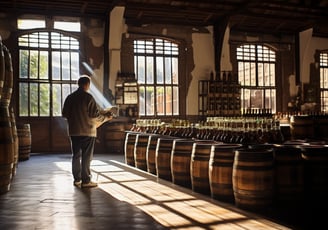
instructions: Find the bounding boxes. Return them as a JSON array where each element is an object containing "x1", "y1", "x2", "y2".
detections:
[{"x1": 0, "y1": 36, "x2": 15, "y2": 194}]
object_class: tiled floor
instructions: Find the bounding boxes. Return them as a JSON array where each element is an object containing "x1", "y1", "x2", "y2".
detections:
[{"x1": 0, "y1": 153, "x2": 322, "y2": 229}]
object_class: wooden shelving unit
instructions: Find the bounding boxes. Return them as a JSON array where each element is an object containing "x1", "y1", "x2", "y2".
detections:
[{"x1": 198, "y1": 71, "x2": 241, "y2": 117}]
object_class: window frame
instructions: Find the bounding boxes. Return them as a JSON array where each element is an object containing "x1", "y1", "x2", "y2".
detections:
[
  {"x1": 17, "y1": 28, "x2": 81, "y2": 117},
  {"x1": 134, "y1": 38, "x2": 180, "y2": 117},
  {"x1": 320, "y1": 51, "x2": 328, "y2": 113},
  {"x1": 236, "y1": 43, "x2": 277, "y2": 114}
]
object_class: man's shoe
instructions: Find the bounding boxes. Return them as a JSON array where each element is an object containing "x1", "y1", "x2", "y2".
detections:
[
  {"x1": 74, "y1": 181, "x2": 82, "y2": 187},
  {"x1": 81, "y1": 181, "x2": 98, "y2": 188}
]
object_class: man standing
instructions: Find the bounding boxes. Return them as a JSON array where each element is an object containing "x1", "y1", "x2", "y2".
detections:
[{"x1": 62, "y1": 75, "x2": 112, "y2": 188}]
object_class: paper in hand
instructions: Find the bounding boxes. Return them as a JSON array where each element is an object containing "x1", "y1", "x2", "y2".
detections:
[{"x1": 101, "y1": 106, "x2": 118, "y2": 118}]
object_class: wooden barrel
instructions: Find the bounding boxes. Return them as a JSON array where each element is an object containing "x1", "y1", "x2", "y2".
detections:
[
  {"x1": 0, "y1": 40, "x2": 4, "y2": 100},
  {"x1": 273, "y1": 144, "x2": 304, "y2": 206},
  {"x1": 17, "y1": 123, "x2": 32, "y2": 161},
  {"x1": 0, "y1": 105, "x2": 14, "y2": 194},
  {"x1": 0, "y1": 45, "x2": 13, "y2": 106},
  {"x1": 156, "y1": 137, "x2": 179, "y2": 181},
  {"x1": 191, "y1": 140, "x2": 219, "y2": 195},
  {"x1": 300, "y1": 144, "x2": 328, "y2": 204},
  {"x1": 104, "y1": 122, "x2": 131, "y2": 154},
  {"x1": 171, "y1": 139, "x2": 195, "y2": 188},
  {"x1": 209, "y1": 144, "x2": 242, "y2": 202},
  {"x1": 124, "y1": 131, "x2": 138, "y2": 167},
  {"x1": 10, "y1": 107, "x2": 18, "y2": 177},
  {"x1": 134, "y1": 133, "x2": 151, "y2": 171},
  {"x1": 232, "y1": 148, "x2": 275, "y2": 211},
  {"x1": 146, "y1": 134, "x2": 162, "y2": 175},
  {"x1": 290, "y1": 115, "x2": 314, "y2": 140}
]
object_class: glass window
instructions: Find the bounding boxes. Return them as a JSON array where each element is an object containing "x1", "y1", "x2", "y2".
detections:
[
  {"x1": 320, "y1": 52, "x2": 328, "y2": 112},
  {"x1": 237, "y1": 44, "x2": 276, "y2": 114},
  {"x1": 54, "y1": 21, "x2": 81, "y2": 32},
  {"x1": 134, "y1": 38, "x2": 179, "y2": 116},
  {"x1": 18, "y1": 30, "x2": 80, "y2": 117},
  {"x1": 17, "y1": 19, "x2": 46, "y2": 29}
]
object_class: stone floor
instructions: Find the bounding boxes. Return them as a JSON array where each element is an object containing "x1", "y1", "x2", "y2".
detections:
[{"x1": 0, "y1": 153, "x2": 322, "y2": 230}]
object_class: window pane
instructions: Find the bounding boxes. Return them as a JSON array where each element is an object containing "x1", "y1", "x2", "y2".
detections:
[
  {"x1": 266, "y1": 89, "x2": 276, "y2": 113},
  {"x1": 29, "y1": 50, "x2": 39, "y2": 79},
  {"x1": 52, "y1": 51, "x2": 60, "y2": 80},
  {"x1": 19, "y1": 50, "x2": 29, "y2": 79},
  {"x1": 19, "y1": 83, "x2": 29, "y2": 116},
  {"x1": 54, "y1": 21, "x2": 81, "y2": 32},
  {"x1": 52, "y1": 84, "x2": 62, "y2": 116},
  {"x1": 165, "y1": 57, "x2": 172, "y2": 84},
  {"x1": 39, "y1": 32, "x2": 49, "y2": 48},
  {"x1": 40, "y1": 83, "x2": 50, "y2": 116},
  {"x1": 62, "y1": 84, "x2": 74, "y2": 105},
  {"x1": 137, "y1": 56, "x2": 145, "y2": 84},
  {"x1": 156, "y1": 86, "x2": 165, "y2": 115},
  {"x1": 139, "y1": 86, "x2": 145, "y2": 116},
  {"x1": 258, "y1": 63, "x2": 264, "y2": 86},
  {"x1": 146, "y1": 86, "x2": 155, "y2": 115},
  {"x1": 165, "y1": 86, "x2": 172, "y2": 115},
  {"x1": 321, "y1": 91, "x2": 328, "y2": 112},
  {"x1": 146, "y1": 56, "x2": 154, "y2": 84},
  {"x1": 251, "y1": 89, "x2": 263, "y2": 109},
  {"x1": 17, "y1": 19, "x2": 45, "y2": 29},
  {"x1": 172, "y1": 57, "x2": 178, "y2": 84},
  {"x1": 173, "y1": 86, "x2": 179, "y2": 115},
  {"x1": 40, "y1": 51, "x2": 48, "y2": 79},
  {"x1": 71, "y1": 52, "x2": 80, "y2": 80},
  {"x1": 30, "y1": 83, "x2": 38, "y2": 116},
  {"x1": 156, "y1": 57, "x2": 164, "y2": 84},
  {"x1": 61, "y1": 52, "x2": 70, "y2": 80}
]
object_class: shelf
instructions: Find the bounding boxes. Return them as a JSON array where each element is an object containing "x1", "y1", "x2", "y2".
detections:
[{"x1": 198, "y1": 75, "x2": 241, "y2": 117}]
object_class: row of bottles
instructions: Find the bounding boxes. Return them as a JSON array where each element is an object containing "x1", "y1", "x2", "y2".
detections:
[{"x1": 130, "y1": 117, "x2": 284, "y2": 145}]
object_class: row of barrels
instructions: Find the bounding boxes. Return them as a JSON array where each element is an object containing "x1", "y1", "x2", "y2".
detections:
[
  {"x1": 0, "y1": 36, "x2": 32, "y2": 194},
  {"x1": 124, "y1": 131, "x2": 328, "y2": 212}
]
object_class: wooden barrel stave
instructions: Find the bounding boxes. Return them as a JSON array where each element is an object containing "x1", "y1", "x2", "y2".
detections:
[{"x1": 134, "y1": 133, "x2": 150, "y2": 171}]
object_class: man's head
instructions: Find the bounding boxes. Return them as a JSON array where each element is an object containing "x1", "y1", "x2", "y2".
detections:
[{"x1": 78, "y1": 75, "x2": 91, "y2": 91}]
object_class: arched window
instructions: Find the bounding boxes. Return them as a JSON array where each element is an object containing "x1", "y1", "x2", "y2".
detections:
[
  {"x1": 18, "y1": 30, "x2": 80, "y2": 117},
  {"x1": 134, "y1": 38, "x2": 179, "y2": 116},
  {"x1": 237, "y1": 44, "x2": 276, "y2": 113},
  {"x1": 320, "y1": 52, "x2": 328, "y2": 112}
]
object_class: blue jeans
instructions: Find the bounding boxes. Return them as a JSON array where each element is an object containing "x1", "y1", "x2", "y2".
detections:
[{"x1": 70, "y1": 136, "x2": 96, "y2": 183}]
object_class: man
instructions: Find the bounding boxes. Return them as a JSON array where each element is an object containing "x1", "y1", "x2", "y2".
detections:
[{"x1": 62, "y1": 75, "x2": 112, "y2": 188}]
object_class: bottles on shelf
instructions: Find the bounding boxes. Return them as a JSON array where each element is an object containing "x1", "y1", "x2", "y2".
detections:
[{"x1": 198, "y1": 71, "x2": 241, "y2": 117}]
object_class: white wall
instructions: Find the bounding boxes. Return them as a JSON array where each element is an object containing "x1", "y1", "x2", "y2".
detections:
[
  {"x1": 188, "y1": 27, "x2": 215, "y2": 115},
  {"x1": 108, "y1": 7, "x2": 125, "y2": 93}
]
